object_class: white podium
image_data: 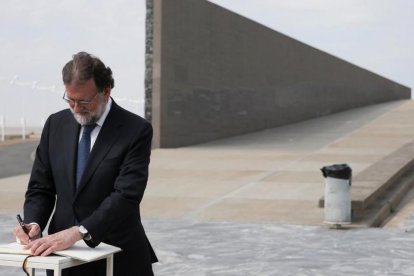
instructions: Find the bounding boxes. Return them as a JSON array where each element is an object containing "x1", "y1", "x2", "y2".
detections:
[
  {"x1": 0, "y1": 241, "x2": 121, "y2": 276},
  {"x1": 0, "y1": 253, "x2": 114, "y2": 276}
]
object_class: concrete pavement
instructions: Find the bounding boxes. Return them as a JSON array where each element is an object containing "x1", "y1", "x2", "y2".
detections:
[
  {"x1": 2, "y1": 100, "x2": 414, "y2": 275},
  {"x1": 0, "y1": 140, "x2": 38, "y2": 178},
  {"x1": 143, "y1": 99, "x2": 414, "y2": 227}
]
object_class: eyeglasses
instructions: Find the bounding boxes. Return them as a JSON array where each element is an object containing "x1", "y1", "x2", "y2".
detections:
[{"x1": 62, "y1": 91, "x2": 99, "y2": 106}]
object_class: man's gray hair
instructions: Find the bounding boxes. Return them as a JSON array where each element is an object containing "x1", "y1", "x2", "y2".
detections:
[{"x1": 62, "y1": 51, "x2": 115, "y2": 92}]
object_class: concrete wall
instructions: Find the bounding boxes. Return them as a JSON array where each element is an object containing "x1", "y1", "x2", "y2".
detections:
[{"x1": 147, "y1": 0, "x2": 411, "y2": 148}]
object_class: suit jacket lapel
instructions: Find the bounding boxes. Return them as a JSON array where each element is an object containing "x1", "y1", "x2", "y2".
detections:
[{"x1": 64, "y1": 115, "x2": 81, "y2": 196}]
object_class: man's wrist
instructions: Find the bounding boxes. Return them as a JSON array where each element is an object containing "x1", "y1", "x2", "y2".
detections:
[
  {"x1": 73, "y1": 226, "x2": 83, "y2": 240},
  {"x1": 77, "y1": 225, "x2": 92, "y2": 241}
]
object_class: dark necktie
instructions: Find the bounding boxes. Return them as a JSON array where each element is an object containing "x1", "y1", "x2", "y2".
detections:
[{"x1": 76, "y1": 124, "x2": 96, "y2": 188}]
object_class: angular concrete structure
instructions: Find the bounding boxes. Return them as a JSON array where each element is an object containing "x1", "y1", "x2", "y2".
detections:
[{"x1": 146, "y1": 0, "x2": 411, "y2": 148}]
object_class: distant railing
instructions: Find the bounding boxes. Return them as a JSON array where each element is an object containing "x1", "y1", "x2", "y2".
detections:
[{"x1": 0, "y1": 75, "x2": 144, "y2": 142}]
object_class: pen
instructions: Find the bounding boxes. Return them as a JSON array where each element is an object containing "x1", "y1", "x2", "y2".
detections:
[{"x1": 16, "y1": 214, "x2": 31, "y2": 238}]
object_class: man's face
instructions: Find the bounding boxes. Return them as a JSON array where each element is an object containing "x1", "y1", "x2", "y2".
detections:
[{"x1": 64, "y1": 79, "x2": 110, "y2": 125}]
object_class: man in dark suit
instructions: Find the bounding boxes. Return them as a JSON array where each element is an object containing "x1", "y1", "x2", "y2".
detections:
[{"x1": 13, "y1": 51, "x2": 158, "y2": 275}]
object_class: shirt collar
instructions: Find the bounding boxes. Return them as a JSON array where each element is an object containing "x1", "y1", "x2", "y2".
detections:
[{"x1": 95, "y1": 97, "x2": 112, "y2": 127}]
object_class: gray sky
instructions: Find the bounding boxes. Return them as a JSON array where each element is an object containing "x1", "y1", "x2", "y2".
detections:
[
  {"x1": 0, "y1": 0, "x2": 412, "y2": 127},
  {"x1": 0, "y1": 0, "x2": 146, "y2": 127}
]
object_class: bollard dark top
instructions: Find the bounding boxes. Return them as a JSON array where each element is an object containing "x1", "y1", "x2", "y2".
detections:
[{"x1": 321, "y1": 164, "x2": 352, "y2": 180}]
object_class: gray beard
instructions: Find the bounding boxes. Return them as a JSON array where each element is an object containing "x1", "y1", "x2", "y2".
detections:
[{"x1": 70, "y1": 96, "x2": 106, "y2": 125}]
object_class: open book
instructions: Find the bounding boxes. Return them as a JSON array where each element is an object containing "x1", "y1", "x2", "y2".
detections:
[{"x1": 0, "y1": 241, "x2": 121, "y2": 262}]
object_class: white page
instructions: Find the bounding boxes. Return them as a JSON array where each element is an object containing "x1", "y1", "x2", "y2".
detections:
[
  {"x1": 0, "y1": 242, "x2": 31, "y2": 255},
  {"x1": 55, "y1": 241, "x2": 121, "y2": 262}
]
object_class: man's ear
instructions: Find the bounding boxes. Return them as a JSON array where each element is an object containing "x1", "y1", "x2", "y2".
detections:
[{"x1": 103, "y1": 87, "x2": 111, "y2": 101}]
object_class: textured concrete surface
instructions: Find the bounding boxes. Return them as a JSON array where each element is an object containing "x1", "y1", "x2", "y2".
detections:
[
  {"x1": 148, "y1": 218, "x2": 414, "y2": 275},
  {"x1": 2, "y1": 100, "x2": 414, "y2": 275}
]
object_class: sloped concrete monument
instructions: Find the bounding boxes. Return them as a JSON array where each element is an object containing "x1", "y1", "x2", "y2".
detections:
[{"x1": 145, "y1": 0, "x2": 411, "y2": 148}]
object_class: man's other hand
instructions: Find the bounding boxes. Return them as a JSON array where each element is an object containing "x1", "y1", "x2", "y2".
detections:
[{"x1": 23, "y1": 226, "x2": 82, "y2": 256}]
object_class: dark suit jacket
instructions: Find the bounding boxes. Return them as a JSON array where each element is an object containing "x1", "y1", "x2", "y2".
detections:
[{"x1": 24, "y1": 100, "x2": 157, "y2": 276}]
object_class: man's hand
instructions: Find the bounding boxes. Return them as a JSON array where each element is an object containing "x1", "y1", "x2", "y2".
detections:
[
  {"x1": 23, "y1": 226, "x2": 83, "y2": 256},
  {"x1": 13, "y1": 223, "x2": 41, "y2": 245}
]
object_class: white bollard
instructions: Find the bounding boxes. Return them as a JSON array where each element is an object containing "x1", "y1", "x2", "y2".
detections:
[
  {"x1": 323, "y1": 177, "x2": 351, "y2": 224},
  {"x1": 321, "y1": 164, "x2": 352, "y2": 227}
]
